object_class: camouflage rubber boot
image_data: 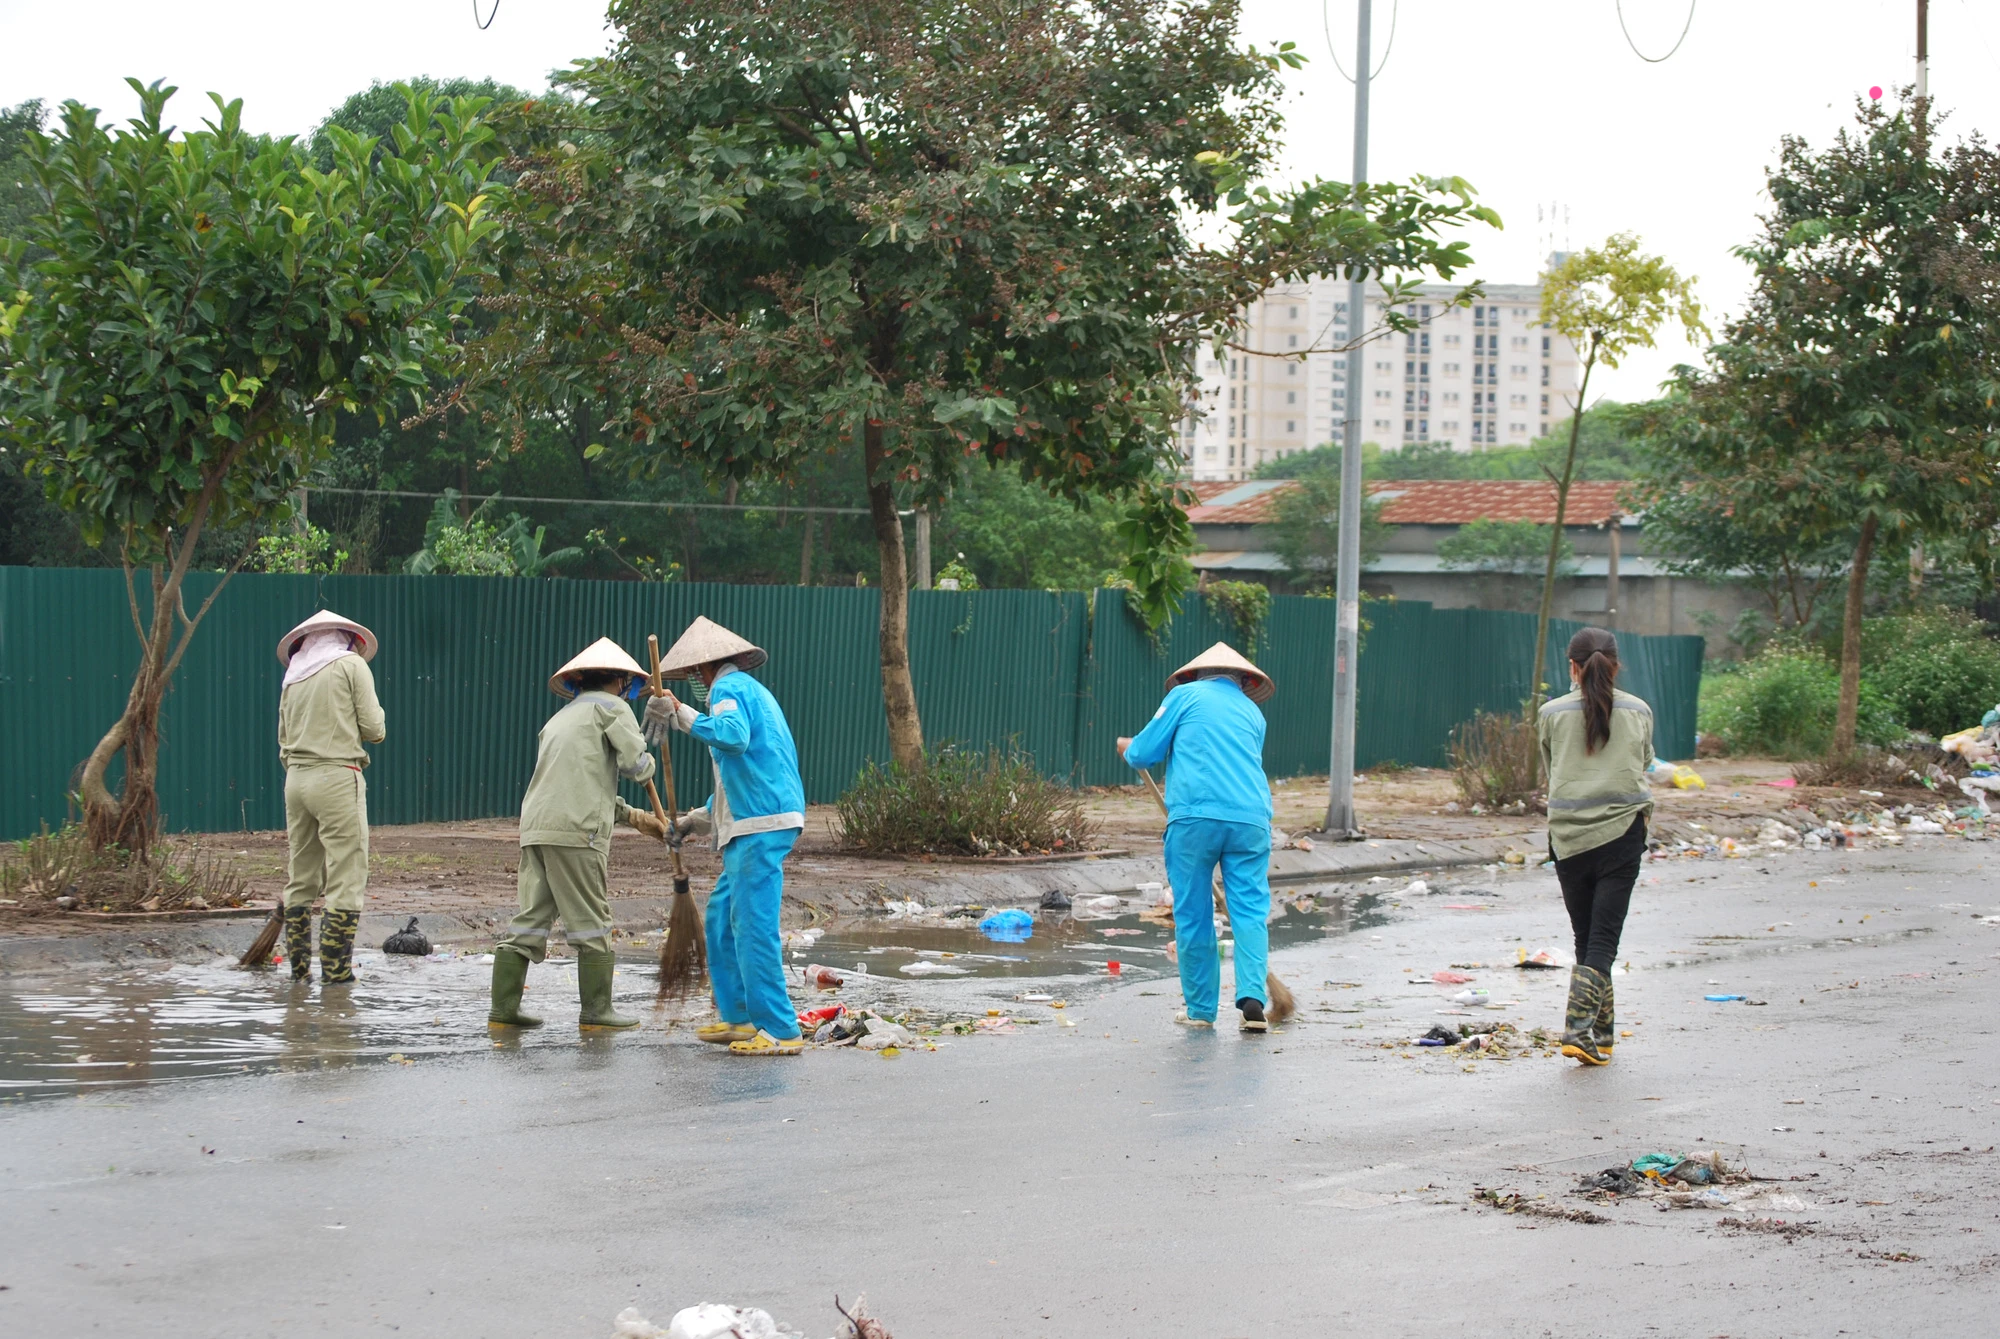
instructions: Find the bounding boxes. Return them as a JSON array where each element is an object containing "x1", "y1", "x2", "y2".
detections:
[
  {"x1": 1593, "y1": 975, "x2": 1616, "y2": 1059},
  {"x1": 1559, "y1": 965, "x2": 1609, "y2": 1066},
  {"x1": 319, "y1": 908, "x2": 361, "y2": 986},
  {"x1": 283, "y1": 905, "x2": 314, "y2": 982}
]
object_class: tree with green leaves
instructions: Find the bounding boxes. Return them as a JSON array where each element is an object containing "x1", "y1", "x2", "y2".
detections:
[
  {"x1": 1643, "y1": 95, "x2": 2000, "y2": 755},
  {"x1": 0, "y1": 81, "x2": 500, "y2": 853},
  {"x1": 1531, "y1": 235, "x2": 1704, "y2": 722},
  {"x1": 1265, "y1": 467, "x2": 1391, "y2": 591},
  {"x1": 475, "y1": 0, "x2": 1497, "y2": 769}
]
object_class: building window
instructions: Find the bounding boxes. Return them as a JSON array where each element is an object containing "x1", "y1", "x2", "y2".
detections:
[
  {"x1": 1509, "y1": 422, "x2": 1526, "y2": 435},
  {"x1": 1203, "y1": 446, "x2": 1217, "y2": 458},
  {"x1": 1540, "y1": 393, "x2": 1550, "y2": 416},
  {"x1": 1286, "y1": 391, "x2": 1297, "y2": 404},
  {"x1": 1286, "y1": 360, "x2": 1297, "y2": 374},
  {"x1": 1289, "y1": 306, "x2": 1299, "y2": 318},
  {"x1": 1288, "y1": 334, "x2": 1298, "y2": 347},
  {"x1": 1443, "y1": 391, "x2": 1459, "y2": 405},
  {"x1": 1511, "y1": 365, "x2": 1527, "y2": 378},
  {"x1": 1443, "y1": 362, "x2": 1459, "y2": 375},
  {"x1": 1286, "y1": 420, "x2": 1296, "y2": 433},
  {"x1": 1541, "y1": 335, "x2": 1551, "y2": 357},
  {"x1": 1541, "y1": 364, "x2": 1550, "y2": 386}
]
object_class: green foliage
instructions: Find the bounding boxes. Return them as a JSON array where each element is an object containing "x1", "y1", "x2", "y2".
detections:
[
  {"x1": 834, "y1": 743, "x2": 1096, "y2": 856},
  {"x1": 1264, "y1": 463, "x2": 1391, "y2": 590},
  {"x1": 1113, "y1": 480, "x2": 1198, "y2": 632},
  {"x1": 0, "y1": 99, "x2": 45, "y2": 251},
  {"x1": 931, "y1": 555, "x2": 981, "y2": 591},
  {"x1": 1362, "y1": 403, "x2": 1649, "y2": 480},
  {"x1": 407, "y1": 491, "x2": 583, "y2": 577},
  {"x1": 0, "y1": 80, "x2": 500, "y2": 558},
  {"x1": 1437, "y1": 518, "x2": 1574, "y2": 575},
  {"x1": 1204, "y1": 579, "x2": 1271, "y2": 652},
  {"x1": 1699, "y1": 644, "x2": 1901, "y2": 758},
  {"x1": 934, "y1": 466, "x2": 1121, "y2": 589},
  {"x1": 1862, "y1": 612, "x2": 2000, "y2": 738},
  {"x1": 252, "y1": 524, "x2": 348, "y2": 574},
  {"x1": 309, "y1": 77, "x2": 528, "y2": 171},
  {"x1": 1540, "y1": 234, "x2": 1708, "y2": 373}
]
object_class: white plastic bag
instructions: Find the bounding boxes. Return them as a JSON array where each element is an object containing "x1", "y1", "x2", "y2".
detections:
[
  {"x1": 611, "y1": 1308, "x2": 666, "y2": 1339},
  {"x1": 666, "y1": 1304, "x2": 782, "y2": 1339}
]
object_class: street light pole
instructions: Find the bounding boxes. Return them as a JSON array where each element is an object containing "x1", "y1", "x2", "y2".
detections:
[
  {"x1": 1915, "y1": 0, "x2": 1928, "y2": 101},
  {"x1": 1324, "y1": 0, "x2": 1371, "y2": 837}
]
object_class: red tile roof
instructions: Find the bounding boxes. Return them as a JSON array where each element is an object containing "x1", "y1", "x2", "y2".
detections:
[{"x1": 1186, "y1": 478, "x2": 1631, "y2": 526}]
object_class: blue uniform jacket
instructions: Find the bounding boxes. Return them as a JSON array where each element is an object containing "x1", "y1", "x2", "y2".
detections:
[
  {"x1": 1124, "y1": 677, "x2": 1273, "y2": 827},
  {"x1": 689, "y1": 668, "x2": 806, "y2": 846}
]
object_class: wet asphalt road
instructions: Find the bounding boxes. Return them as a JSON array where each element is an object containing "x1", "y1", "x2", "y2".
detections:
[{"x1": 3, "y1": 841, "x2": 1999, "y2": 1339}]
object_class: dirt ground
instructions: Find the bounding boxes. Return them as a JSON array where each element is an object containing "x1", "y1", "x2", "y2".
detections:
[{"x1": 4, "y1": 754, "x2": 1943, "y2": 936}]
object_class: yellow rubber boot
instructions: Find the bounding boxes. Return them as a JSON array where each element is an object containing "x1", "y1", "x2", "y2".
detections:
[{"x1": 696, "y1": 1021, "x2": 757, "y2": 1045}]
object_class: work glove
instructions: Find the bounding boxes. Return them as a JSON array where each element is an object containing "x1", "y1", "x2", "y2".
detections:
[
  {"x1": 643, "y1": 691, "x2": 697, "y2": 747},
  {"x1": 615, "y1": 800, "x2": 666, "y2": 840},
  {"x1": 676, "y1": 804, "x2": 713, "y2": 840}
]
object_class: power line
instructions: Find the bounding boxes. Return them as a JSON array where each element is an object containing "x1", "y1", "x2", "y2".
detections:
[
  {"x1": 1616, "y1": 0, "x2": 1697, "y2": 63},
  {"x1": 473, "y1": 0, "x2": 501, "y2": 30},
  {"x1": 307, "y1": 487, "x2": 879, "y2": 517},
  {"x1": 1321, "y1": 0, "x2": 1398, "y2": 83}
]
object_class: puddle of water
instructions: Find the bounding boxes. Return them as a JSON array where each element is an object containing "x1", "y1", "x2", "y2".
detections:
[{"x1": 0, "y1": 887, "x2": 1387, "y2": 1103}]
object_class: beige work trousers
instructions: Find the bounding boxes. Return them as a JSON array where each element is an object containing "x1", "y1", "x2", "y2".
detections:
[
  {"x1": 283, "y1": 765, "x2": 370, "y2": 913},
  {"x1": 498, "y1": 844, "x2": 615, "y2": 963}
]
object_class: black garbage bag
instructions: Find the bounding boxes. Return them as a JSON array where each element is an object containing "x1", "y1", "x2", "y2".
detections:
[
  {"x1": 382, "y1": 917, "x2": 431, "y2": 956},
  {"x1": 1039, "y1": 889, "x2": 1072, "y2": 910}
]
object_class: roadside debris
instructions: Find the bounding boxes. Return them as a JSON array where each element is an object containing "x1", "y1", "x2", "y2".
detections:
[
  {"x1": 1471, "y1": 1187, "x2": 1609, "y2": 1224},
  {"x1": 978, "y1": 908, "x2": 1034, "y2": 942},
  {"x1": 1516, "y1": 947, "x2": 1567, "y2": 970},
  {"x1": 382, "y1": 917, "x2": 431, "y2": 955},
  {"x1": 802, "y1": 964, "x2": 845, "y2": 989}
]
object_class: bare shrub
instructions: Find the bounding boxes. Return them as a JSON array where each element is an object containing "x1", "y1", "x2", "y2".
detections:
[
  {"x1": 0, "y1": 824, "x2": 250, "y2": 914},
  {"x1": 1450, "y1": 711, "x2": 1544, "y2": 811},
  {"x1": 1791, "y1": 746, "x2": 1940, "y2": 792},
  {"x1": 835, "y1": 743, "x2": 1096, "y2": 856}
]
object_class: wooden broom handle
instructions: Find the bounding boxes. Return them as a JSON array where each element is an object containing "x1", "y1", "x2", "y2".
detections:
[{"x1": 646, "y1": 634, "x2": 686, "y2": 879}]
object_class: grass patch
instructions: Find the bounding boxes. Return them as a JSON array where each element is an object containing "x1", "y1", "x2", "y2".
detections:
[
  {"x1": 1699, "y1": 643, "x2": 1901, "y2": 759},
  {"x1": 835, "y1": 743, "x2": 1097, "y2": 857},
  {"x1": 0, "y1": 824, "x2": 251, "y2": 914}
]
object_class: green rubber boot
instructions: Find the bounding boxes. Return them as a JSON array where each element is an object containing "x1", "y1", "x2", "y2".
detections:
[
  {"x1": 1560, "y1": 965, "x2": 1609, "y2": 1066},
  {"x1": 283, "y1": 905, "x2": 314, "y2": 982},
  {"x1": 487, "y1": 949, "x2": 543, "y2": 1028},
  {"x1": 1593, "y1": 975, "x2": 1616, "y2": 1059},
  {"x1": 576, "y1": 949, "x2": 638, "y2": 1029},
  {"x1": 319, "y1": 908, "x2": 360, "y2": 986}
]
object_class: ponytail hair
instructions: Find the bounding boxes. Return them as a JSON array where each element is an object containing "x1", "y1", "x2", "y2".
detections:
[{"x1": 1568, "y1": 627, "x2": 1619, "y2": 754}]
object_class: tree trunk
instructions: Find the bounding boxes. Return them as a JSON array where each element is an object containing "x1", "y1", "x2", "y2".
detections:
[
  {"x1": 863, "y1": 422, "x2": 924, "y2": 769},
  {"x1": 77, "y1": 468, "x2": 242, "y2": 856},
  {"x1": 1524, "y1": 344, "x2": 1595, "y2": 789},
  {"x1": 1833, "y1": 514, "x2": 1879, "y2": 756}
]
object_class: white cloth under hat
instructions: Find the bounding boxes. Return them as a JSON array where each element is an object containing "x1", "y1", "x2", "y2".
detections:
[
  {"x1": 282, "y1": 629, "x2": 360, "y2": 688},
  {"x1": 658, "y1": 616, "x2": 767, "y2": 678},
  {"x1": 1167, "y1": 641, "x2": 1275, "y2": 704},
  {"x1": 277, "y1": 609, "x2": 378, "y2": 666},
  {"x1": 548, "y1": 637, "x2": 649, "y2": 699}
]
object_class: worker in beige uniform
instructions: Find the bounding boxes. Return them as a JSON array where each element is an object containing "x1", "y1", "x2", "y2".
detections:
[
  {"x1": 1537, "y1": 627, "x2": 1656, "y2": 1067},
  {"x1": 488, "y1": 638, "x2": 667, "y2": 1031},
  {"x1": 276, "y1": 610, "x2": 386, "y2": 986}
]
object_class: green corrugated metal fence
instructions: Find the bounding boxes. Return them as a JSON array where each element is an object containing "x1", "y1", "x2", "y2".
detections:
[{"x1": 0, "y1": 567, "x2": 1701, "y2": 839}]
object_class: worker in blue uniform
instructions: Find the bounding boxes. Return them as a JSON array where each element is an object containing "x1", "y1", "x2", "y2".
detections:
[
  {"x1": 1119, "y1": 642, "x2": 1276, "y2": 1032},
  {"x1": 646, "y1": 617, "x2": 808, "y2": 1057}
]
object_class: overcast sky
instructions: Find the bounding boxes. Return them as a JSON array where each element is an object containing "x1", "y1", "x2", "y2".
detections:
[{"x1": 4, "y1": 1, "x2": 1996, "y2": 404}]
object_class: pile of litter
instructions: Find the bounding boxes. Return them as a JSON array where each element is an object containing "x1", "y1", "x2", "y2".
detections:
[
  {"x1": 1575, "y1": 1151, "x2": 1814, "y2": 1221},
  {"x1": 1404, "y1": 1021, "x2": 1555, "y2": 1061},
  {"x1": 1470, "y1": 1188, "x2": 1609, "y2": 1224},
  {"x1": 612, "y1": 1294, "x2": 893, "y2": 1339}
]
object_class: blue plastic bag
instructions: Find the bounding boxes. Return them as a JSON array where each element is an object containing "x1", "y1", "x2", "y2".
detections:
[{"x1": 978, "y1": 908, "x2": 1035, "y2": 943}]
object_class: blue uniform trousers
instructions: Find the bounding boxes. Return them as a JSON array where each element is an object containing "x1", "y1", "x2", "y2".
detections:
[
  {"x1": 1164, "y1": 818, "x2": 1271, "y2": 1021},
  {"x1": 706, "y1": 829, "x2": 801, "y2": 1039}
]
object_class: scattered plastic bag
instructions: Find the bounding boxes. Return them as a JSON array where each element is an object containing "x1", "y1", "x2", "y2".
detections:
[
  {"x1": 1671, "y1": 765, "x2": 1705, "y2": 790},
  {"x1": 1433, "y1": 969, "x2": 1475, "y2": 984},
  {"x1": 382, "y1": 917, "x2": 430, "y2": 956},
  {"x1": 978, "y1": 908, "x2": 1035, "y2": 942},
  {"x1": 857, "y1": 1018, "x2": 914, "y2": 1050},
  {"x1": 898, "y1": 960, "x2": 969, "y2": 976},
  {"x1": 666, "y1": 1304, "x2": 787, "y2": 1339},
  {"x1": 1403, "y1": 879, "x2": 1429, "y2": 896},
  {"x1": 880, "y1": 900, "x2": 924, "y2": 917},
  {"x1": 611, "y1": 1307, "x2": 666, "y2": 1339}
]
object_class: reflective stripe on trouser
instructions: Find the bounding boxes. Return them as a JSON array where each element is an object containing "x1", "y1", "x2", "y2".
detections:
[
  {"x1": 499, "y1": 844, "x2": 615, "y2": 964},
  {"x1": 706, "y1": 828, "x2": 801, "y2": 1039},
  {"x1": 1164, "y1": 817, "x2": 1271, "y2": 1021},
  {"x1": 283, "y1": 765, "x2": 370, "y2": 913}
]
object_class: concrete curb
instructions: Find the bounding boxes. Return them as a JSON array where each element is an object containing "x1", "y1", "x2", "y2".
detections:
[{"x1": 0, "y1": 832, "x2": 1540, "y2": 977}]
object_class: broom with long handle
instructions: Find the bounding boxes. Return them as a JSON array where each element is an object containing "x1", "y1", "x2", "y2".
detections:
[
  {"x1": 238, "y1": 901, "x2": 283, "y2": 968},
  {"x1": 648, "y1": 635, "x2": 707, "y2": 999},
  {"x1": 1137, "y1": 767, "x2": 1295, "y2": 1025}
]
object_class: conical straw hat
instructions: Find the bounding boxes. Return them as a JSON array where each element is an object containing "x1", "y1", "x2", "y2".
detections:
[
  {"x1": 548, "y1": 637, "x2": 649, "y2": 699},
  {"x1": 276, "y1": 609, "x2": 378, "y2": 665},
  {"x1": 1166, "y1": 641, "x2": 1275, "y2": 703},
  {"x1": 658, "y1": 615, "x2": 767, "y2": 678}
]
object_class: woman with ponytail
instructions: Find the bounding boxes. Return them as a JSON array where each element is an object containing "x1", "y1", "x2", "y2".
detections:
[{"x1": 1537, "y1": 627, "x2": 1655, "y2": 1066}]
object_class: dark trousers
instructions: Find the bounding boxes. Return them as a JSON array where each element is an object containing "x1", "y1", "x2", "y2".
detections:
[{"x1": 1553, "y1": 815, "x2": 1646, "y2": 975}]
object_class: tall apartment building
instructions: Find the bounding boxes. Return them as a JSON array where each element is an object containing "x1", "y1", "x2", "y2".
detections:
[{"x1": 1180, "y1": 267, "x2": 1582, "y2": 482}]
